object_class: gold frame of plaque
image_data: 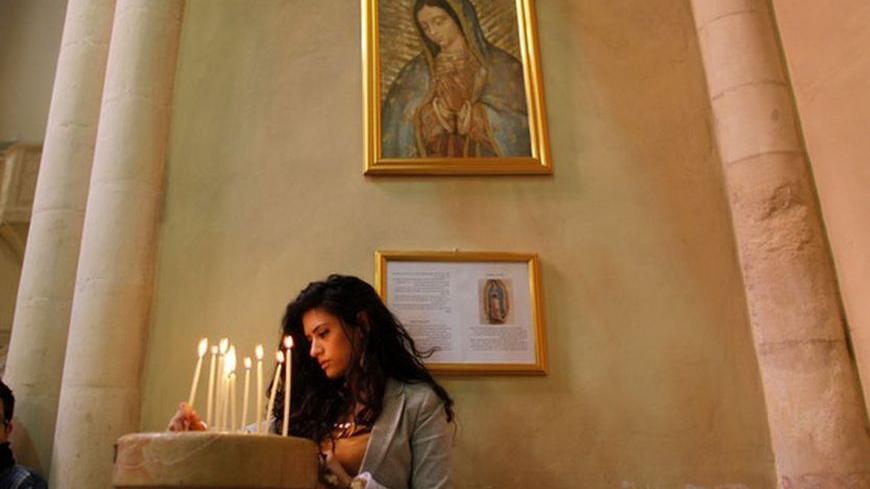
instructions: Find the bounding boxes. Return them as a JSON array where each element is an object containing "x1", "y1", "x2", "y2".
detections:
[
  {"x1": 375, "y1": 251, "x2": 547, "y2": 375},
  {"x1": 362, "y1": 0, "x2": 552, "y2": 175}
]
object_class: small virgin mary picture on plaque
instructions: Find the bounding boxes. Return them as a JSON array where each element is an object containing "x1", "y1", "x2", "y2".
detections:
[
  {"x1": 481, "y1": 278, "x2": 512, "y2": 324},
  {"x1": 363, "y1": 0, "x2": 551, "y2": 175}
]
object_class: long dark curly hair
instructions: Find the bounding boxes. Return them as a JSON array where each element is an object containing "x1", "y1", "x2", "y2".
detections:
[{"x1": 272, "y1": 274, "x2": 454, "y2": 444}]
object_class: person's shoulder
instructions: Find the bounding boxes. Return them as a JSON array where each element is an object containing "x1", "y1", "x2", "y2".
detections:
[
  {"x1": 23, "y1": 470, "x2": 48, "y2": 489},
  {"x1": 0, "y1": 465, "x2": 47, "y2": 489},
  {"x1": 391, "y1": 379, "x2": 445, "y2": 415}
]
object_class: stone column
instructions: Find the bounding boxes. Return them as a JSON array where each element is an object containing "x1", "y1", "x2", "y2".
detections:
[
  {"x1": 49, "y1": 1, "x2": 184, "y2": 488},
  {"x1": 690, "y1": 0, "x2": 870, "y2": 486},
  {"x1": 3, "y1": 0, "x2": 115, "y2": 476}
]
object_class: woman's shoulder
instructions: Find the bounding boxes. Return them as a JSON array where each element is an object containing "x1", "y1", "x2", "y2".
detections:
[{"x1": 388, "y1": 378, "x2": 445, "y2": 415}]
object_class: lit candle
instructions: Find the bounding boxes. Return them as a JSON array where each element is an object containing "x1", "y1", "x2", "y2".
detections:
[
  {"x1": 229, "y1": 372, "x2": 237, "y2": 432},
  {"x1": 265, "y1": 350, "x2": 284, "y2": 435},
  {"x1": 205, "y1": 345, "x2": 218, "y2": 428},
  {"x1": 255, "y1": 345, "x2": 264, "y2": 434},
  {"x1": 187, "y1": 338, "x2": 208, "y2": 408},
  {"x1": 215, "y1": 338, "x2": 229, "y2": 431},
  {"x1": 282, "y1": 336, "x2": 294, "y2": 436},
  {"x1": 241, "y1": 357, "x2": 252, "y2": 432},
  {"x1": 229, "y1": 346, "x2": 238, "y2": 431},
  {"x1": 221, "y1": 345, "x2": 236, "y2": 432}
]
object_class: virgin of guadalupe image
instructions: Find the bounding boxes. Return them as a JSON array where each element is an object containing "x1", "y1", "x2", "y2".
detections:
[
  {"x1": 483, "y1": 278, "x2": 511, "y2": 324},
  {"x1": 382, "y1": 0, "x2": 532, "y2": 159}
]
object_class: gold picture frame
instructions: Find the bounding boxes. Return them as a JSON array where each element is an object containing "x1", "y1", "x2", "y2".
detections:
[
  {"x1": 362, "y1": 0, "x2": 551, "y2": 175},
  {"x1": 375, "y1": 251, "x2": 547, "y2": 375}
]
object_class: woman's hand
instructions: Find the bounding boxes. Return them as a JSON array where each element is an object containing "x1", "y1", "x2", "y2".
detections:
[
  {"x1": 319, "y1": 449, "x2": 353, "y2": 489},
  {"x1": 166, "y1": 402, "x2": 207, "y2": 432}
]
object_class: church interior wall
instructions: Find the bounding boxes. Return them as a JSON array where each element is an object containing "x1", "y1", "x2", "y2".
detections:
[
  {"x1": 0, "y1": 0, "x2": 66, "y2": 145},
  {"x1": 0, "y1": 0, "x2": 66, "y2": 374},
  {"x1": 0, "y1": 245, "x2": 21, "y2": 368},
  {"x1": 8, "y1": 0, "x2": 868, "y2": 486},
  {"x1": 140, "y1": 1, "x2": 776, "y2": 486},
  {"x1": 771, "y1": 0, "x2": 870, "y2": 416}
]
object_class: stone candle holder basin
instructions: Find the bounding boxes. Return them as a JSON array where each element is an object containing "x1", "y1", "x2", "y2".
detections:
[{"x1": 113, "y1": 432, "x2": 319, "y2": 489}]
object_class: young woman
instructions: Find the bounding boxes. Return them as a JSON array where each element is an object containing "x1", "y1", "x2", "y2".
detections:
[{"x1": 169, "y1": 275, "x2": 455, "y2": 489}]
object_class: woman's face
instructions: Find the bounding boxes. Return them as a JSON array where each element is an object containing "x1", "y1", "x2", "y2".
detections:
[
  {"x1": 303, "y1": 308, "x2": 355, "y2": 379},
  {"x1": 417, "y1": 5, "x2": 462, "y2": 49}
]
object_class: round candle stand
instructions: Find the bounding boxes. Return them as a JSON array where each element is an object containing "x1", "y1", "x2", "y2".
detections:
[{"x1": 113, "y1": 432, "x2": 319, "y2": 489}]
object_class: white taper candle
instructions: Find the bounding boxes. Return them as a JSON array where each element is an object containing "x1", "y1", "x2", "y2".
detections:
[
  {"x1": 241, "y1": 357, "x2": 251, "y2": 432},
  {"x1": 255, "y1": 345, "x2": 264, "y2": 434},
  {"x1": 205, "y1": 345, "x2": 218, "y2": 428},
  {"x1": 282, "y1": 336, "x2": 293, "y2": 436},
  {"x1": 265, "y1": 350, "x2": 284, "y2": 435},
  {"x1": 220, "y1": 345, "x2": 235, "y2": 431},
  {"x1": 187, "y1": 338, "x2": 208, "y2": 407},
  {"x1": 215, "y1": 338, "x2": 229, "y2": 430}
]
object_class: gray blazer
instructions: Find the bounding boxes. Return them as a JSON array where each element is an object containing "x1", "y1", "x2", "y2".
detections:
[{"x1": 356, "y1": 379, "x2": 453, "y2": 489}]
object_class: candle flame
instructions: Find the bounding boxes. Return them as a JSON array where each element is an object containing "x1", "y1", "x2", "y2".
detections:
[
  {"x1": 244, "y1": 357, "x2": 252, "y2": 369},
  {"x1": 255, "y1": 344, "x2": 264, "y2": 360},
  {"x1": 283, "y1": 335, "x2": 294, "y2": 349},
  {"x1": 210, "y1": 345, "x2": 218, "y2": 355},
  {"x1": 197, "y1": 338, "x2": 208, "y2": 357},
  {"x1": 219, "y1": 338, "x2": 229, "y2": 354},
  {"x1": 224, "y1": 346, "x2": 237, "y2": 375},
  {"x1": 275, "y1": 350, "x2": 284, "y2": 363}
]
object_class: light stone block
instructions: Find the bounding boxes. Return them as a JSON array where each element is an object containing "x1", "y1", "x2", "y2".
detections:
[{"x1": 113, "y1": 433, "x2": 318, "y2": 489}]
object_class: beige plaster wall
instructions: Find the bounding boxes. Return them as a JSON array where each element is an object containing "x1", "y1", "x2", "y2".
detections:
[
  {"x1": 0, "y1": 0, "x2": 67, "y2": 143},
  {"x1": 141, "y1": 1, "x2": 775, "y2": 486},
  {"x1": 772, "y1": 0, "x2": 870, "y2": 416},
  {"x1": 0, "y1": 243, "x2": 21, "y2": 371},
  {"x1": 0, "y1": 0, "x2": 65, "y2": 375}
]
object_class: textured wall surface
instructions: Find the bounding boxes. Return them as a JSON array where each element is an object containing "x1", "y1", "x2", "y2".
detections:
[
  {"x1": 0, "y1": 246, "x2": 20, "y2": 342},
  {"x1": 0, "y1": 0, "x2": 67, "y2": 143},
  {"x1": 0, "y1": 0, "x2": 66, "y2": 374},
  {"x1": 141, "y1": 1, "x2": 775, "y2": 487},
  {"x1": 773, "y1": 0, "x2": 870, "y2": 417}
]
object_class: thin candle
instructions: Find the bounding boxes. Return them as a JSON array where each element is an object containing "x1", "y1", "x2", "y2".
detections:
[
  {"x1": 215, "y1": 338, "x2": 229, "y2": 430},
  {"x1": 229, "y1": 372, "x2": 237, "y2": 432},
  {"x1": 282, "y1": 336, "x2": 294, "y2": 436},
  {"x1": 228, "y1": 346, "x2": 237, "y2": 432},
  {"x1": 255, "y1": 345, "x2": 264, "y2": 434},
  {"x1": 241, "y1": 357, "x2": 251, "y2": 432},
  {"x1": 218, "y1": 374, "x2": 228, "y2": 431},
  {"x1": 221, "y1": 345, "x2": 236, "y2": 432},
  {"x1": 205, "y1": 345, "x2": 218, "y2": 428},
  {"x1": 265, "y1": 350, "x2": 284, "y2": 435},
  {"x1": 187, "y1": 338, "x2": 208, "y2": 408}
]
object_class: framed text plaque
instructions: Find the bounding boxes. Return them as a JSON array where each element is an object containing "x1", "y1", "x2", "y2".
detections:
[{"x1": 375, "y1": 251, "x2": 547, "y2": 375}]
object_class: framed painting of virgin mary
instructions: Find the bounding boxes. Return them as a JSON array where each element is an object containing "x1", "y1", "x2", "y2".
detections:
[{"x1": 362, "y1": 0, "x2": 551, "y2": 175}]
